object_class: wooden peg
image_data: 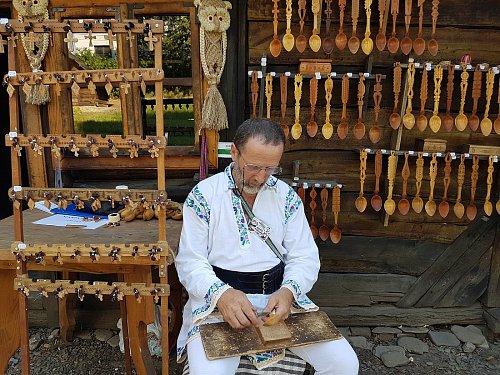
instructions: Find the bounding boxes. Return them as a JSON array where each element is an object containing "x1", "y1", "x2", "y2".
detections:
[{"x1": 7, "y1": 33, "x2": 18, "y2": 48}]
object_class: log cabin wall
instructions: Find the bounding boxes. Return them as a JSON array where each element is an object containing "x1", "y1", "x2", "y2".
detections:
[{"x1": 240, "y1": 0, "x2": 500, "y2": 328}]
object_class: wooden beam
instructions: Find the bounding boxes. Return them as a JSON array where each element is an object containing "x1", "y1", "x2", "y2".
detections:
[
  {"x1": 59, "y1": 154, "x2": 202, "y2": 170},
  {"x1": 484, "y1": 220, "x2": 500, "y2": 307}
]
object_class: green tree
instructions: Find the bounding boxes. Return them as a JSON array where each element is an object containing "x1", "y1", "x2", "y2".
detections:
[{"x1": 74, "y1": 48, "x2": 118, "y2": 70}]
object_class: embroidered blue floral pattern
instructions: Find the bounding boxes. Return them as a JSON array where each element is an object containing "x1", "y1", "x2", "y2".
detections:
[
  {"x1": 192, "y1": 280, "x2": 229, "y2": 320},
  {"x1": 248, "y1": 349, "x2": 286, "y2": 369},
  {"x1": 282, "y1": 279, "x2": 318, "y2": 311},
  {"x1": 231, "y1": 193, "x2": 251, "y2": 248},
  {"x1": 185, "y1": 186, "x2": 210, "y2": 224},
  {"x1": 284, "y1": 187, "x2": 302, "y2": 224}
]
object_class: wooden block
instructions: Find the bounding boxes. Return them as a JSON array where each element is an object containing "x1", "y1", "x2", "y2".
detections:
[
  {"x1": 484, "y1": 308, "x2": 500, "y2": 334},
  {"x1": 255, "y1": 321, "x2": 291, "y2": 344},
  {"x1": 299, "y1": 59, "x2": 333, "y2": 75},
  {"x1": 467, "y1": 144, "x2": 500, "y2": 156}
]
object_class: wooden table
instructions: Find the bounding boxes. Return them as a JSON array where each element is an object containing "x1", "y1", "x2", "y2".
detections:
[{"x1": 0, "y1": 209, "x2": 183, "y2": 375}]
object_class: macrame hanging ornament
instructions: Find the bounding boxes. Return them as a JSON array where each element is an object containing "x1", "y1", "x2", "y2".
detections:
[
  {"x1": 194, "y1": 0, "x2": 231, "y2": 131},
  {"x1": 13, "y1": 0, "x2": 51, "y2": 105}
]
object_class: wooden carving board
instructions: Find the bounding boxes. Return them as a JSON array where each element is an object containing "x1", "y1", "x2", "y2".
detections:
[
  {"x1": 199, "y1": 311, "x2": 342, "y2": 360},
  {"x1": 256, "y1": 320, "x2": 292, "y2": 344}
]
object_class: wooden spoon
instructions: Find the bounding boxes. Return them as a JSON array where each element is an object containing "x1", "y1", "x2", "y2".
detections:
[
  {"x1": 425, "y1": 153, "x2": 438, "y2": 217},
  {"x1": 269, "y1": 0, "x2": 282, "y2": 57},
  {"x1": 307, "y1": 77, "x2": 319, "y2": 138},
  {"x1": 442, "y1": 65, "x2": 455, "y2": 132},
  {"x1": 296, "y1": 0, "x2": 307, "y2": 53},
  {"x1": 369, "y1": 74, "x2": 383, "y2": 144},
  {"x1": 400, "y1": 0, "x2": 413, "y2": 55},
  {"x1": 375, "y1": 0, "x2": 387, "y2": 51},
  {"x1": 484, "y1": 155, "x2": 494, "y2": 217},
  {"x1": 309, "y1": 0, "x2": 322, "y2": 52},
  {"x1": 429, "y1": 65, "x2": 443, "y2": 133},
  {"x1": 403, "y1": 62, "x2": 416, "y2": 129},
  {"x1": 251, "y1": 70, "x2": 259, "y2": 118},
  {"x1": 413, "y1": 0, "x2": 426, "y2": 55},
  {"x1": 371, "y1": 150, "x2": 383, "y2": 211},
  {"x1": 282, "y1": 0, "x2": 295, "y2": 52},
  {"x1": 398, "y1": 152, "x2": 411, "y2": 215},
  {"x1": 298, "y1": 182, "x2": 306, "y2": 204},
  {"x1": 323, "y1": 0, "x2": 335, "y2": 55},
  {"x1": 309, "y1": 185, "x2": 318, "y2": 239},
  {"x1": 438, "y1": 152, "x2": 452, "y2": 218},
  {"x1": 322, "y1": 76, "x2": 334, "y2": 139},
  {"x1": 494, "y1": 74, "x2": 500, "y2": 135},
  {"x1": 354, "y1": 73, "x2": 366, "y2": 140},
  {"x1": 265, "y1": 73, "x2": 273, "y2": 119},
  {"x1": 319, "y1": 186, "x2": 330, "y2": 240},
  {"x1": 417, "y1": 66, "x2": 429, "y2": 131},
  {"x1": 356, "y1": 150, "x2": 368, "y2": 213},
  {"x1": 336, "y1": 0, "x2": 348, "y2": 50},
  {"x1": 389, "y1": 62, "x2": 402, "y2": 129},
  {"x1": 469, "y1": 65, "x2": 482, "y2": 132},
  {"x1": 466, "y1": 155, "x2": 479, "y2": 221},
  {"x1": 480, "y1": 68, "x2": 495, "y2": 136},
  {"x1": 337, "y1": 74, "x2": 350, "y2": 140},
  {"x1": 361, "y1": 0, "x2": 374, "y2": 55},
  {"x1": 387, "y1": 0, "x2": 400, "y2": 54},
  {"x1": 384, "y1": 151, "x2": 397, "y2": 215},
  {"x1": 455, "y1": 63, "x2": 469, "y2": 131},
  {"x1": 427, "y1": 0, "x2": 439, "y2": 56},
  {"x1": 453, "y1": 154, "x2": 466, "y2": 219},
  {"x1": 291, "y1": 74, "x2": 303, "y2": 140},
  {"x1": 330, "y1": 186, "x2": 342, "y2": 244},
  {"x1": 497, "y1": 198, "x2": 500, "y2": 215},
  {"x1": 348, "y1": 0, "x2": 361, "y2": 54},
  {"x1": 280, "y1": 74, "x2": 289, "y2": 138},
  {"x1": 412, "y1": 152, "x2": 424, "y2": 213}
]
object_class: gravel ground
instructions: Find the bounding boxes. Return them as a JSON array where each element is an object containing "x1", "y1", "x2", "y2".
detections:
[{"x1": 5, "y1": 327, "x2": 500, "y2": 374}]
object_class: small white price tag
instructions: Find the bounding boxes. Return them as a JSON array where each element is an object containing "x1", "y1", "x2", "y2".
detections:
[
  {"x1": 494, "y1": 67, "x2": 500, "y2": 75},
  {"x1": 257, "y1": 71, "x2": 263, "y2": 79},
  {"x1": 480, "y1": 64, "x2": 485, "y2": 70},
  {"x1": 18, "y1": 243, "x2": 27, "y2": 250},
  {"x1": 248, "y1": 71, "x2": 252, "y2": 76},
  {"x1": 436, "y1": 152, "x2": 442, "y2": 157},
  {"x1": 455, "y1": 64, "x2": 460, "y2": 70},
  {"x1": 464, "y1": 153, "x2": 470, "y2": 158},
  {"x1": 337, "y1": 184, "x2": 343, "y2": 189},
  {"x1": 364, "y1": 72, "x2": 370, "y2": 78},
  {"x1": 415, "y1": 63, "x2": 421, "y2": 68},
  {"x1": 9, "y1": 131, "x2": 18, "y2": 138},
  {"x1": 315, "y1": 72, "x2": 321, "y2": 79},
  {"x1": 303, "y1": 182, "x2": 308, "y2": 189},
  {"x1": 13, "y1": 186, "x2": 22, "y2": 192},
  {"x1": 365, "y1": 148, "x2": 372, "y2": 153},
  {"x1": 347, "y1": 72, "x2": 353, "y2": 77},
  {"x1": 325, "y1": 183, "x2": 332, "y2": 188},
  {"x1": 0, "y1": 18, "x2": 8, "y2": 25},
  {"x1": 271, "y1": 72, "x2": 276, "y2": 77},
  {"x1": 32, "y1": 69, "x2": 39, "y2": 73},
  {"x1": 451, "y1": 153, "x2": 457, "y2": 159},
  {"x1": 426, "y1": 63, "x2": 432, "y2": 71},
  {"x1": 285, "y1": 71, "x2": 291, "y2": 76},
  {"x1": 381, "y1": 149, "x2": 387, "y2": 154},
  {"x1": 8, "y1": 71, "x2": 17, "y2": 77},
  {"x1": 315, "y1": 183, "x2": 320, "y2": 188},
  {"x1": 409, "y1": 150, "x2": 415, "y2": 155},
  {"x1": 292, "y1": 182, "x2": 297, "y2": 186},
  {"x1": 467, "y1": 64, "x2": 472, "y2": 70},
  {"x1": 494, "y1": 156, "x2": 498, "y2": 163},
  {"x1": 423, "y1": 152, "x2": 429, "y2": 157},
  {"x1": 261, "y1": 57, "x2": 267, "y2": 67},
  {"x1": 331, "y1": 72, "x2": 337, "y2": 77}
]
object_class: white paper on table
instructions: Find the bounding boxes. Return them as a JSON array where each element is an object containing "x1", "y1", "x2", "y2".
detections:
[
  {"x1": 33, "y1": 214, "x2": 109, "y2": 230},
  {"x1": 34, "y1": 201, "x2": 57, "y2": 214}
]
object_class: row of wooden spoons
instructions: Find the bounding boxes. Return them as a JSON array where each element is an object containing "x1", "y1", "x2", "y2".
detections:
[
  {"x1": 357, "y1": 150, "x2": 500, "y2": 220},
  {"x1": 270, "y1": 0, "x2": 440, "y2": 57}
]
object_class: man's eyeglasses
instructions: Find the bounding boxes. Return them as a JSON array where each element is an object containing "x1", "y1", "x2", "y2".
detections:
[{"x1": 237, "y1": 151, "x2": 282, "y2": 175}]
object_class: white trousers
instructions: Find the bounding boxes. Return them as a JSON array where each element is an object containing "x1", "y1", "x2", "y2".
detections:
[{"x1": 186, "y1": 335, "x2": 359, "y2": 375}]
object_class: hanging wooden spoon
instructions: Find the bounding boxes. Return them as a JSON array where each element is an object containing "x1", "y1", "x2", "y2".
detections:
[
  {"x1": 307, "y1": 77, "x2": 319, "y2": 138},
  {"x1": 282, "y1": 0, "x2": 295, "y2": 52},
  {"x1": 354, "y1": 73, "x2": 366, "y2": 140},
  {"x1": 425, "y1": 153, "x2": 438, "y2": 216},
  {"x1": 296, "y1": 0, "x2": 308, "y2": 53},
  {"x1": 455, "y1": 63, "x2": 469, "y2": 131},
  {"x1": 337, "y1": 74, "x2": 350, "y2": 140},
  {"x1": 375, "y1": 0, "x2": 387, "y2": 51},
  {"x1": 330, "y1": 186, "x2": 342, "y2": 244},
  {"x1": 438, "y1": 152, "x2": 452, "y2": 218},
  {"x1": 413, "y1": 0, "x2": 426, "y2": 55},
  {"x1": 291, "y1": 74, "x2": 303, "y2": 140},
  {"x1": 348, "y1": 0, "x2": 361, "y2": 54},
  {"x1": 494, "y1": 74, "x2": 500, "y2": 135},
  {"x1": 280, "y1": 74, "x2": 289, "y2": 138},
  {"x1": 369, "y1": 74, "x2": 383, "y2": 144},
  {"x1": 484, "y1": 155, "x2": 494, "y2": 217},
  {"x1": 481, "y1": 68, "x2": 495, "y2": 136},
  {"x1": 398, "y1": 152, "x2": 411, "y2": 215},
  {"x1": 466, "y1": 155, "x2": 479, "y2": 221},
  {"x1": 429, "y1": 64, "x2": 444, "y2": 133},
  {"x1": 442, "y1": 65, "x2": 455, "y2": 131},
  {"x1": 323, "y1": 0, "x2": 335, "y2": 55},
  {"x1": 454, "y1": 154, "x2": 466, "y2": 219},
  {"x1": 319, "y1": 186, "x2": 330, "y2": 240},
  {"x1": 387, "y1": 0, "x2": 400, "y2": 54},
  {"x1": 356, "y1": 149, "x2": 368, "y2": 212},
  {"x1": 322, "y1": 76, "x2": 334, "y2": 139},
  {"x1": 469, "y1": 65, "x2": 482, "y2": 132},
  {"x1": 403, "y1": 62, "x2": 416, "y2": 129},
  {"x1": 269, "y1": 0, "x2": 282, "y2": 57},
  {"x1": 298, "y1": 182, "x2": 307, "y2": 203},
  {"x1": 371, "y1": 150, "x2": 383, "y2": 211},
  {"x1": 361, "y1": 0, "x2": 374, "y2": 55},
  {"x1": 251, "y1": 70, "x2": 259, "y2": 118},
  {"x1": 265, "y1": 73, "x2": 273, "y2": 119},
  {"x1": 400, "y1": 0, "x2": 413, "y2": 55},
  {"x1": 309, "y1": 185, "x2": 318, "y2": 239},
  {"x1": 412, "y1": 152, "x2": 425, "y2": 213},
  {"x1": 309, "y1": 0, "x2": 322, "y2": 52},
  {"x1": 384, "y1": 151, "x2": 397, "y2": 215},
  {"x1": 417, "y1": 66, "x2": 429, "y2": 131},
  {"x1": 389, "y1": 62, "x2": 402, "y2": 129},
  {"x1": 427, "y1": 0, "x2": 439, "y2": 56},
  {"x1": 336, "y1": 0, "x2": 348, "y2": 50}
]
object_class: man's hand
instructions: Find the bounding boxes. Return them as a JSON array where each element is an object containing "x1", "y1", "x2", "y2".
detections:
[
  {"x1": 262, "y1": 288, "x2": 294, "y2": 324},
  {"x1": 217, "y1": 288, "x2": 261, "y2": 329}
]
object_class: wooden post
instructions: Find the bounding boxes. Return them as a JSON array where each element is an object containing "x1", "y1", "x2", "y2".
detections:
[{"x1": 191, "y1": 7, "x2": 202, "y2": 147}]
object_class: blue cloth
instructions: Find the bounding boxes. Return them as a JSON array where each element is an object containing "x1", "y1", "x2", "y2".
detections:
[{"x1": 50, "y1": 204, "x2": 108, "y2": 218}]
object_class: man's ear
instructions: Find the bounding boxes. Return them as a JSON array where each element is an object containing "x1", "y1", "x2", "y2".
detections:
[{"x1": 230, "y1": 143, "x2": 238, "y2": 162}]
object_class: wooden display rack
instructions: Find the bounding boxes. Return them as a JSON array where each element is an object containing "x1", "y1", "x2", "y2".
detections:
[{"x1": 2, "y1": 18, "x2": 171, "y2": 375}]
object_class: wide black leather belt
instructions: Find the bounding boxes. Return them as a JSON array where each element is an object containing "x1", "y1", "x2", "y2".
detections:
[{"x1": 212, "y1": 262, "x2": 285, "y2": 295}]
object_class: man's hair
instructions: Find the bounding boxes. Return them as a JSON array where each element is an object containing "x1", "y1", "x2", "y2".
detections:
[{"x1": 233, "y1": 118, "x2": 286, "y2": 151}]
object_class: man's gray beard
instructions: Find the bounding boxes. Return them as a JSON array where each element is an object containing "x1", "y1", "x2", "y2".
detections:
[{"x1": 233, "y1": 164, "x2": 262, "y2": 195}]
